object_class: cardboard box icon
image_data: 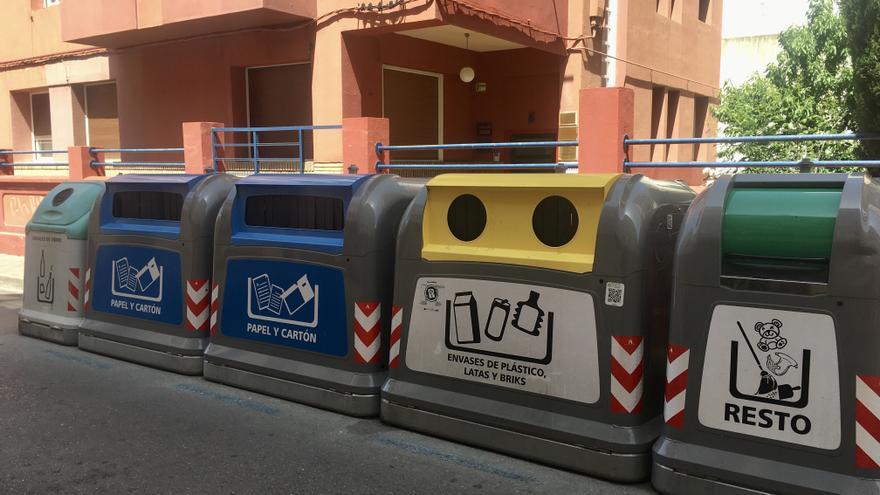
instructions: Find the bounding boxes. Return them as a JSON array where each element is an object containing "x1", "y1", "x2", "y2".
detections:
[
  {"x1": 137, "y1": 257, "x2": 161, "y2": 292},
  {"x1": 282, "y1": 275, "x2": 314, "y2": 316}
]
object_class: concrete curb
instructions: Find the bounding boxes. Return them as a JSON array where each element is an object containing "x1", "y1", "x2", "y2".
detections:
[{"x1": 0, "y1": 274, "x2": 23, "y2": 294}]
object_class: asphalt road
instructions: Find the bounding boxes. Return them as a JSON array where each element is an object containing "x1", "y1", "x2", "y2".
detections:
[{"x1": 0, "y1": 292, "x2": 657, "y2": 494}]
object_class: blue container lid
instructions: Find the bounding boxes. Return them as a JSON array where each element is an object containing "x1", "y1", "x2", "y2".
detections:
[
  {"x1": 230, "y1": 174, "x2": 373, "y2": 254},
  {"x1": 100, "y1": 174, "x2": 210, "y2": 239}
]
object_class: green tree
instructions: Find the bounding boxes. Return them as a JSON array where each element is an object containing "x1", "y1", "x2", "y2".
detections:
[
  {"x1": 840, "y1": 0, "x2": 880, "y2": 158},
  {"x1": 714, "y1": 0, "x2": 856, "y2": 171}
]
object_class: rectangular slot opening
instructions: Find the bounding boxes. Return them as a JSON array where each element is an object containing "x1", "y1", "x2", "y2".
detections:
[
  {"x1": 112, "y1": 191, "x2": 183, "y2": 221},
  {"x1": 245, "y1": 194, "x2": 344, "y2": 230},
  {"x1": 720, "y1": 186, "x2": 841, "y2": 290}
]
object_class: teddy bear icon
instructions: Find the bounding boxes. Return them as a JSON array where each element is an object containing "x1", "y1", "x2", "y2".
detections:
[{"x1": 754, "y1": 319, "x2": 787, "y2": 352}]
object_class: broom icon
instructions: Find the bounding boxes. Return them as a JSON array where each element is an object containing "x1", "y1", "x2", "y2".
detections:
[{"x1": 736, "y1": 321, "x2": 801, "y2": 400}]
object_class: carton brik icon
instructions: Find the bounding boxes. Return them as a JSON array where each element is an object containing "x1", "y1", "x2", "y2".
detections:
[{"x1": 136, "y1": 257, "x2": 161, "y2": 292}]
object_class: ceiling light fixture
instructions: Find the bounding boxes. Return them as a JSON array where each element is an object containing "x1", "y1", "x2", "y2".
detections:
[{"x1": 459, "y1": 33, "x2": 475, "y2": 83}]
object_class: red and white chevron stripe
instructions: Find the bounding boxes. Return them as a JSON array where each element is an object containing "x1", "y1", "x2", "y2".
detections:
[
  {"x1": 209, "y1": 282, "x2": 219, "y2": 336},
  {"x1": 83, "y1": 267, "x2": 92, "y2": 310},
  {"x1": 67, "y1": 267, "x2": 82, "y2": 313},
  {"x1": 664, "y1": 344, "x2": 690, "y2": 428},
  {"x1": 185, "y1": 279, "x2": 210, "y2": 331},
  {"x1": 389, "y1": 305, "x2": 402, "y2": 368},
  {"x1": 856, "y1": 375, "x2": 880, "y2": 469},
  {"x1": 354, "y1": 301, "x2": 381, "y2": 364},
  {"x1": 610, "y1": 336, "x2": 644, "y2": 414}
]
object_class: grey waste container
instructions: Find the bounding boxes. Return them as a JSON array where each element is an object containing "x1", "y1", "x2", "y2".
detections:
[
  {"x1": 19, "y1": 180, "x2": 104, "y2": 345},
  {"x1": 204, "y1": 174, "x2": 420, "y2": 416},
  {"x1": 78, "y1": 174, "x2": 235, "y2": 374},
  {"x1": 653, "y1": 174, "x2": 880, "y2": 494},
  {"x1": 381, "y1": 173, "x2": 695, "y2": 481}
]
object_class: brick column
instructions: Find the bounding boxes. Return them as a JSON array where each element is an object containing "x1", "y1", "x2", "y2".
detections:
[
  {"x1": 0, "y1": 150, "x2": 13, "y2": 176},
  {"x1": 68, "y1": 146, "x2": 104, "y2": 180},
  {"x1": 342, "y1": 117, "x2": 389, "y2": 174},
  {"x1": 183, "y1": 122, "x2": 224, "y2": 174},
  {"x1": 578, "y1": 87, "x2": 634, "y2": 174}
]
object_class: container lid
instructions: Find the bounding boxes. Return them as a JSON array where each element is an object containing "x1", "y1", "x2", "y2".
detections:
[
  {"x1": 421, "y1": 173, "x2": 620, "y2": 273},
  {"x1": 722, "y1": 187, "x2": 842, "y2": 260},
  {"x1": 100, "y1": 174, "x2": 209, "y2": 239},
  {"x1": 230, "y1": 174, "x2": 372, "y2": 253},
  {"x1": 28, "y1": 181, "x2": 105, "y2": 239}
]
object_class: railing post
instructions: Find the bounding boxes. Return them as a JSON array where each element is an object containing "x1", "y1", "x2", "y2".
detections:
[
  {"x1": 252, "y1": 131, "x2": 260, "y2": 174},
  {"x1": 0, "y1": 150, "x2": 13, "y2": 176},
  {"x1": 578, "y1": 87, "x2": 634, "y2": 174},
  {"x1": 183, "y1": 121, "x2": 224, "y2": 174},
  {"x1": 342, "y1": 117, "x2": 389, "y2": 175},
  {"x1": 68, "y1": 146, "x2": 103, "y2": 180}
]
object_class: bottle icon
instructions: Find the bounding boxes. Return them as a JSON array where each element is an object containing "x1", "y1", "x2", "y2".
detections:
[
  {"x1": 512, "y1": 290, "x2": 544, "y2": 336},
  {"x1": 484, "y1": 298, "x2": 510, "y2": 341},
  {"x1": 453, "y1": 292, "x2": 480, "y2": 344}
]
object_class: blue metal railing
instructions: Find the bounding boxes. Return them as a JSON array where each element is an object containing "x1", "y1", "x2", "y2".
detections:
[
  {"x1": 90, "y1": 147, "x2": 185, "y2": 169},
  {"x1": 212, "y1": 125, "x2": 341, "y2": 174},
  {"x1": 0, "y1": 149, "x2": 68, "y2": 167},
  {"x1": 623, "y1": 133, "x2": 880, "y2": 171},
  {"x1": 374, "y1": 140, "x2": 577, "y2": 172}
]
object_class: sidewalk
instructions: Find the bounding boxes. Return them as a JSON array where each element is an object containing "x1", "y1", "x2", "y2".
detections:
[{"x1": 0, "y1": 253, "x2": 23, "y2": 293}]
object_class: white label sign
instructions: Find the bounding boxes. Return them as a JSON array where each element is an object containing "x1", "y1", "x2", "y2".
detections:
[
  {"x1": 405, "y1": 277, "x2": 600, "y2": 404},
  {"x1": 698, "y1": 305, "x2": 840, "y2": 449}
]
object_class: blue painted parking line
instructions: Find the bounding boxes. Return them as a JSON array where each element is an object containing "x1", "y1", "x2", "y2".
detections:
[
  {"x1": 173, "y1": 383, "x2": 280, "y2": 416},
  {"x1": 43, "y1": 349, "x2": 111, "y2": 370}
]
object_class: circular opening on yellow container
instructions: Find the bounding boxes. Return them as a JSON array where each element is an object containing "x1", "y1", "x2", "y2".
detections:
[
  {"x1": 447, "y1": 194, "x2": 486, "y2": 242},
  {"x1": 532, "y1": 195, "x2": 578, "y2": 247}
]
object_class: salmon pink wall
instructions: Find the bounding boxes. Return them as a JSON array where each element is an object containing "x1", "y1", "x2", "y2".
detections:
[
  {"x1": 343, "y1": 33, "x2": 562, "y2": 162},
  {"x1": 112, "y1": 28, "x2": 313, "y2": 151}
]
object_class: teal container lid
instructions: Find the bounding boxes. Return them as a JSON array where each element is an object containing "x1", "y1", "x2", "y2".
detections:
[
  {"x1": 27, "y1": 181, "x2": 105, "y2": 240},
  {"x1": 722, "y1": 187, "x2": 842, "y2": 261}
]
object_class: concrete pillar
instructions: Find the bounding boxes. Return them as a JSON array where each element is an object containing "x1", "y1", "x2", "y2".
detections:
[
  {"x1": 183, "y1": 122, "x2": 223, "y2": 174},
  {"x1": 68, "y1": 146, "x2": 104, "y2": 180},
  {"x1": 0, "y1": 150, "x2": 12, "y2": 176},
  {"x1": 312, "y1": 16, "x2": 351, "y2": 168},
  {"x1": 578, "y1": 87, "x2": 633, "y2": 174},
  {"x1": 342, "y1": 117, "x2": 389, "y2": 174},
  {"x1": 49, "y1": 86, "x2": 86, "y2": 158}
]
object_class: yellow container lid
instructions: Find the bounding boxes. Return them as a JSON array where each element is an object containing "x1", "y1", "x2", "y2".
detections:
[{"x1": 422, "y1": 173, "x2": 620, "y2": 273}]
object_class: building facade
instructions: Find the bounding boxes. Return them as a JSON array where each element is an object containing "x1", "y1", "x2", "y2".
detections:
[{"x1": 0, "y1": 0, "x2": 721, "y2": 181}]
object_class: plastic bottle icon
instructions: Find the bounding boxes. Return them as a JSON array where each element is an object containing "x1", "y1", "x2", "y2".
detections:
[
  {"x1": 453, "y1": 292, "x2": 480, "y2": 344},
  {"x1": 484, "y1": 298, "x2": 510, "y2": 341},
  {"x1": 512, "y1": 291, "x2": 545, "y2": 336}
]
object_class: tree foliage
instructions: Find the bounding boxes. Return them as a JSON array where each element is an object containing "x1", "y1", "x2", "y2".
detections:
[
  {"x1": 840, "y1": 0, "x2": 880, "y2": 158},
  {"x1": 714, "y1": 0, "x2": 856, "y2": 170}
]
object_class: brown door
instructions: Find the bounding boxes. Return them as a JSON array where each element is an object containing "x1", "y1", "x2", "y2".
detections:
[
  {"x1": 383, "y1": 67, "x2": 441, "y2": 162},
  {"x1": 86, "y1": 83, "x2": 120, "y2": 162},
  {"x1": 247, "y1": 64, "x2": 313, "y2": 170}
]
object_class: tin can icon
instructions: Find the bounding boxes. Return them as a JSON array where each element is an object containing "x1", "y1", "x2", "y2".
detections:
[
  {"x1": 453, "y1": 292, "x2": 480, "y2": 344},
  {"x1": 484, "y1": 298, "x2": 510, "y2": 341}
]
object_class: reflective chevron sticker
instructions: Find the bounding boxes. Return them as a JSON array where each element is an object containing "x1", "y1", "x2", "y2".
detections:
[
  {"x1": 354, "y1": 301, "x2": 381, "y2": 364},
  {"x1": 610, "y1": 336, "x2": 644, "y2": 414}
]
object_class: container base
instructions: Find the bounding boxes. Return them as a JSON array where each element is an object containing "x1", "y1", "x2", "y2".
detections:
[
  {"x1": 18, "y1": 318, "x2": 78, "y2": 346},
  {"x1": 78, "y1": 333, "x2": 204, "y2": 375},
  {"x1": 203, "y1": 361, "x2": 379, "y2": 417},
  {"x1": 652, "y1": 437, "x2": 879, "y2": 495},
  {"x1": 380, "y1": 397, "x2": 650, "y2": 482}
]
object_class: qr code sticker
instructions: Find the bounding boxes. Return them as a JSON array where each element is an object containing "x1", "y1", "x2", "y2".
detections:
[{"x1": 605, "y1": 282, "x2": 625, "y2": 307}]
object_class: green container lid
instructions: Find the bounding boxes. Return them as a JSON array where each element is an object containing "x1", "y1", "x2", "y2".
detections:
[
  {"x1": 27, "y1": 181, "x2": 105, "y2": 240},
  {"x1": 722, "y1": 187, "x2": 842, "y2": 260}
]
